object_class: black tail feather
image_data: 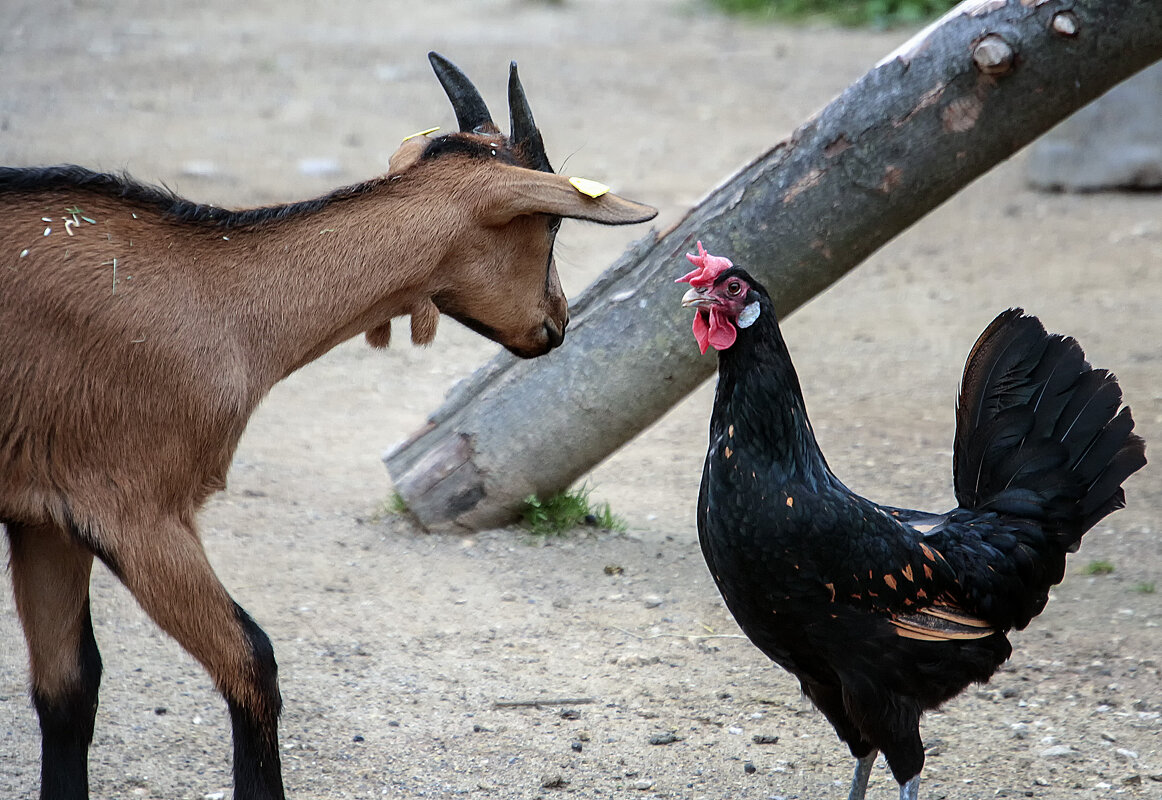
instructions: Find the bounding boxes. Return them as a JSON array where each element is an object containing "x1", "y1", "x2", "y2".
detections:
[{"x1": 954, "y1": 309, "x2": 1146, "y2": 548}]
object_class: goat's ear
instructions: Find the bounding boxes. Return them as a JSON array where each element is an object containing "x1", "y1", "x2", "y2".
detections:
[
  {"x1": 387, "y1": 136, "x2": 431, "y2": 176},
  {"x1": 485, "y1": 167, "x2": 657, "y2": 226}
]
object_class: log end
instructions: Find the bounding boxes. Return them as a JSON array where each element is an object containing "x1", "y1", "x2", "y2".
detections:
[{"x1": 385, "y1": 430, "x2": 518, "y2": 531}]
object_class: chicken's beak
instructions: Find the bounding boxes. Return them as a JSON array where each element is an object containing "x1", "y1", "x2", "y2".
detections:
[{"x1": 681, "y1": 286, "x2": 715, "y2": 309}]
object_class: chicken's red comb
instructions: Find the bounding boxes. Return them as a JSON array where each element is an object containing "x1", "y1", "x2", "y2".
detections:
[{"x1": 676, "y1": 241, "x2": 733, "y2": 289}]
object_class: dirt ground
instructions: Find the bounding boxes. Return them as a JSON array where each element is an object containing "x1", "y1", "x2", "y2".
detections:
[{"x1": 1, "y1": 1, "x2": 1159, "y2": 798}]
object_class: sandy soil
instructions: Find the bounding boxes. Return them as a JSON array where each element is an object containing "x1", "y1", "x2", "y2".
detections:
[{"x1": 1, "y1": 1, "x2": 1159, "y2": 798}]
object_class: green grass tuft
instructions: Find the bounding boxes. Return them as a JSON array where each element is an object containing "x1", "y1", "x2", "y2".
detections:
[
  {"x1": 520, "y1": 487, "x2": 626, "y2": 536},
  {"x1": 708, "y1": 0, "x2": 958, "y2": 27},
  {"x1": 388, "y1": 491, "x2": 410, "y2": 515},
  {"x1": 1083, "y1": 560, "x2": 1115, "y2": 576},
  {"x1": 1133, "y1": 582, "x2": 1156, "y2": 595}
]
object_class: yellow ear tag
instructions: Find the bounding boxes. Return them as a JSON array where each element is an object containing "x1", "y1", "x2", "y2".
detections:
[
  {"x1": 569, "y1": 177, "x2": 610, "y2": 199},
  {"x1": 401, "y1": 126, "x2": 440, "y2": 143}
]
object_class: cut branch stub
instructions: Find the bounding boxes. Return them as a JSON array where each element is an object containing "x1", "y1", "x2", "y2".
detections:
[
  {"x1": 1051, "y1": 12, "x2": 1079, "y2": 37},
  {"x1": 973, "y1": 34, "x2": 1016, "y2": 76}
]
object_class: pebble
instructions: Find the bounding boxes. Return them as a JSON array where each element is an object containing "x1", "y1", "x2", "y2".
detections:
[
  {"x1": 613, "y1": 654, "x2": 661, "y2": 667},
  {"x1": 649, "y1": 732, "x2": 682, "y2": 745},
  {"x1": 633, "y1": 779, "x2": 654, "y2": 791},
  {"x1": 1040, "y1": 745, "x2": 1073, "y2": 758},
  {"x1": 644, "y1": 595, "x2": 663, "y2": 609},
  {"x1": 752, "y1": 734, "x2": 779, "y2": 745},
  {"x1": 540, "y1": 774, "x2": 568, "y2": 789},
  {"x1": 744, "y1": 762, "x2": 756, "y2": 774}
]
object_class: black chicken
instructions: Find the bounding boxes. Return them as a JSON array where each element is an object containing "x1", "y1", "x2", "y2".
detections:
[{"x1": 678, "y1": 242, "x2": 1146, "y2": 800}]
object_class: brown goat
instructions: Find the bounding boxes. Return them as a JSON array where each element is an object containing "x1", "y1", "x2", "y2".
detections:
[{"x1": 0, "y1": 52, "x2": 656, "y2": 800}]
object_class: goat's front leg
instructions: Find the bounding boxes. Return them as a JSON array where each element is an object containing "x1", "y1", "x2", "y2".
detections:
[
  {"x1": 111, "y1": 516, "x2": 285, "y2": 800},
  {"x1": 7, "y1": 520, "x2": 101, "y2": 800}
]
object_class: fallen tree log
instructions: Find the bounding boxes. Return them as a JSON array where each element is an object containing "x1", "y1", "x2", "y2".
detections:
[{"x1": 385, "y1": 0, "x2": 1162, "y2": 531}]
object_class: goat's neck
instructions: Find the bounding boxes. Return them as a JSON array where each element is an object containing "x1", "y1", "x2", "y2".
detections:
[{"x1": 210, "y1": 188, "x2": 453, "y2": 383}]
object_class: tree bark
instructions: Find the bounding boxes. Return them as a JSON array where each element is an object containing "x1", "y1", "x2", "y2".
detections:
[{"x1": 385, "y1": 0, "x2": 1162, "y2": 531}]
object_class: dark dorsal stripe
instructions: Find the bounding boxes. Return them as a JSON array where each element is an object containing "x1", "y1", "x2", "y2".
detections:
[{"x1": 0, "y1": 164, "x2": 383, "y2": 230}]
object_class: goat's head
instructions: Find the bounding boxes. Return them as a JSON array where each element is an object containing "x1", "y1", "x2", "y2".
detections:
[{"x1": 379, "y1": 52, "x2": 657, "y2": 359}]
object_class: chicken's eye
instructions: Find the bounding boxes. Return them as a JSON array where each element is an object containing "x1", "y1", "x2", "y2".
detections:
[{"x1": 727, "y1": 280, "x2": 743, "y2": 296}]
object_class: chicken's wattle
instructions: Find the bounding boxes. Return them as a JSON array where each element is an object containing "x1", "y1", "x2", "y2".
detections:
[{"x1": 693, "y1": 307, "x2": 737, "y2": 354}]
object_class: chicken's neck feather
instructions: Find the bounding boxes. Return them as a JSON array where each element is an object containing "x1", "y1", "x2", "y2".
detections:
[{"x1": 711, "y1": 300, "x2": 834, "y2": 486}]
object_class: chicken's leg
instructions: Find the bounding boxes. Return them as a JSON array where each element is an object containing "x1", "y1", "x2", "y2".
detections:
[{"x1": 846, "y1": 751, "x2": 878, "y2": 800}]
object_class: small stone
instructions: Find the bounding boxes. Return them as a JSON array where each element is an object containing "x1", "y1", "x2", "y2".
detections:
[
  {"x1": 1123, "y1": 775, "x2": 1142, "y2": 787},
  {"x1": 352, "y1": 734, "x2": 364, "y2": 743},
  {"x1": 560, "y1": 709, "x2": 581, "y2": 720},
  {"x1": 649, "y1": 732, "x2": 682, "y2": 745},
  {"x1": 644, "y1": 595, "x2": 663, "y2": 609},
  {"x1": 613, "y1": 654, "x2": 661, "y2": 667},
  {"x1": 633, "y1": 779, "x2": 654, "y2": 791},
  {"x1": 204, "y1": 794, "x2": 225, "y2": 800},
  {"x1": 752, "y1": 734, "x2": 779, "y2": 745},
  {"x1": 540, "y1": 774, "x2": 568, "y2": 789},
  {"x1": 1040, "y1": 745, "x2": 1073, "y2": 758},
  {"x1": 154, "y1": 706, "x2": 168, "y2": 715},
  {"x1": 604, "y1": 564, "x2": 624, "y2": 576},
  {"x1": 571, "y1": 741, "x2": 583, "y2": 753},
  {"x1": 1116, "y1": 748, "x2": 1139, "y2": 761},
  {"x1": 744, "y1": 762, "x2": 757, "y2": 774}
]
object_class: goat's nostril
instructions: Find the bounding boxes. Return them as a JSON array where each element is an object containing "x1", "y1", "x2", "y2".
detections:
[{"x1": 543, "y1": 320, "x2": 565, "y2": 349}]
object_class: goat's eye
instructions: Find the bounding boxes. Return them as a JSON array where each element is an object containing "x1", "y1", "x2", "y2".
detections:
[{"x1": 727, "y1": 280, "x2": 742, "y2": 296}]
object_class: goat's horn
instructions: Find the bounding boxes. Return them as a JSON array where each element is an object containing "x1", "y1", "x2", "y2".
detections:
[
  {"x1": 428, "y1": 52, "x2": 498, "y2": 134},
  {"x1": 508, "y1": 61, "x2": 553, "y2": 173}
]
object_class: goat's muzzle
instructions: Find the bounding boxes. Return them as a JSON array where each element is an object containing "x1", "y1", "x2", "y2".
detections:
[{"x1": 543, "y1": 318, "x2": 566, "y2": 350}]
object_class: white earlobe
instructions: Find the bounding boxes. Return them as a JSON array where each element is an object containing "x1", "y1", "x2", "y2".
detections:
[{"x1": 737, "y1": 302, "x2": 760, "y2": 329}]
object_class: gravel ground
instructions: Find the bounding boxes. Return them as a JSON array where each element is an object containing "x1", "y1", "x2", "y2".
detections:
[{"x1": 1, "y1": 1, "x2": 1159, "y2": 798}]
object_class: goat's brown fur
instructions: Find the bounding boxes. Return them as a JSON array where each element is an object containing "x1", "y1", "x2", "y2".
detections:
[{"x1": 1, "y1": 52, "x2": 656, "y2": 800}]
